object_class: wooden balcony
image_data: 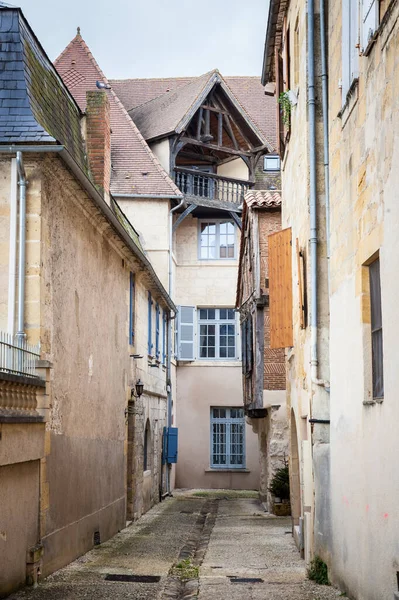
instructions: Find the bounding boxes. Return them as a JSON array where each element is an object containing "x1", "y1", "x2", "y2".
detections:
[{"x1": 174, "y1": 167, "x2": 249, "y2": 208}]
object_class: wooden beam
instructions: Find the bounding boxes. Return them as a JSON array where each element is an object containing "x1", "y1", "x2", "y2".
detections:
[
  {"x1": 218, "y1": 112, "x2": 223, "y2": 146},
  {"x1": 200, "y1": 104, "x2": 227, "y2": 114},
  {"x1": 180, "y1": 136, "x2": 252, "y2": 157},
  {"x1": 229, "y1": 211, "x2": 242, "y2": 230},
  {"x1": 196, "y1": 107, "x2": 203, "y2": 140},
  {"x1": 173, "y1": 203, "x2": 196, "y2": 233},
  {"x1": 178, "y1": 150, "x2": 218, "y2": 164},
  {"x1": 204, "y1": 109, "x2": 210, "y2": 137},
  {"x1": 214, "y1": 90, "x2": 256, "y2": 151},
  {"x1": 224, "y1": 114, "x2": 239, "y2": 150}
]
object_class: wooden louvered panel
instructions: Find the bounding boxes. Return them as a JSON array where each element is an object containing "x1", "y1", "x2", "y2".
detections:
[{"x1": 269, "y1": 227, "x2": 293, "y2": 348}]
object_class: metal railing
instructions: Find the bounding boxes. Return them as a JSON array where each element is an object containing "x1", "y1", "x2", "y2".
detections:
[
  {"x1": 0, "y1": 332, "x2": 40, "y2": 379},
  {"x1": 174, "y1": 168, "x2": 249, "y2": 206}
]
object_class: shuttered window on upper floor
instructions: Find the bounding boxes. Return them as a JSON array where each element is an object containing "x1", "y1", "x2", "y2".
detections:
[
  {"x1": 268, "y1": 227, "x2": 293, "y2": 349},
  {"x1": 342, "y1": 0, "x2": 359, "y2": 100}
]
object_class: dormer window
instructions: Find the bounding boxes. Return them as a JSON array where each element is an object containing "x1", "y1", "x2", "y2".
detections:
[{"x1": 263, "y1": 155, "x2": 281, "y2": 172}]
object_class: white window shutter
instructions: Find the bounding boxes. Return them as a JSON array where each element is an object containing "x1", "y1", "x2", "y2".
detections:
[
  {"x1": 362, "y1": 0, "x2": 378, "y2": 51},
  {"x1": 341, "y1": 0, "x2": 350, "y2": 98},
  {"x1": 177, "y1": 306, "x2": 196, "y2": 361},
  {"x1": 350, "y1": 0, "x2": 359, "y2": 80}
]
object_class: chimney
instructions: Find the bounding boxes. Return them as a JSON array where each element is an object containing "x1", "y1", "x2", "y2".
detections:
[{"x1": 85, "y1": 90, "x2": 111, "y2": 200}]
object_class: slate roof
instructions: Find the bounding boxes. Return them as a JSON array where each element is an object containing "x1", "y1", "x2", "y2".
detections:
[
  {"x1": 0, "y1": 7, "x2": 86, "y2": 170},
  {"x1": 111, "y1": 75, "x2": 277, "y2": 150},
  {"x1": 244, "y1": 189, "x2": 281, "y2": 208},
  {"x1": 55, "y1": 34, "x2": 181, "y2": 197}
]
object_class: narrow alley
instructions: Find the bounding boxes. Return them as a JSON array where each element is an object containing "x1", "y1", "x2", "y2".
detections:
[{"x1": 9, "y1": 492, "x2": 341, "y2": 600}]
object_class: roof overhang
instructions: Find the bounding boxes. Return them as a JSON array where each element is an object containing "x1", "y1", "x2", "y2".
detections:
[{"x1": 261, "y1": 0, "x2": 288, "y2": 86}]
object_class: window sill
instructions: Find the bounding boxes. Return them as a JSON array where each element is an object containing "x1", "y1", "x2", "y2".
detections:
[
  {"x1": 338, "y1": 78, "x2": 359, "y2": 128},
  {"x1": 205, "y1": 468, "x2": 250, "y2": 473},
  {"x1": 178, "y1": 360, "x2": 241, "y2": 367},
  {"x1": 363, "y1": 398, "x2": 384, "y2": 406}
]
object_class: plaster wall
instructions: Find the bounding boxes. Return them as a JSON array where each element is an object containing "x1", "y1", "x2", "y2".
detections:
[
  {"x1": 277, "y1": 0, "x2": 331, "y2": 564},
  {"x1": 150, "y1": 139, "x2": 170, "y2": 173},
  {"x1": 175, "y1": 365, "x2": 259, "y2": 489},
  {"x1": 217, "y1": 157, "x2": 249, "y2": 181},
  {"x1": 118, "y1": 197, "x2": 170, "y2": 290},
  {"x1": 327, "y1": 2, "x2": 399, "y2": 597}
]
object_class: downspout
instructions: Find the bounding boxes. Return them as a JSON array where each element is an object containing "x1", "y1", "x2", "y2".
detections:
[
  {"x1": 7, "y1": 158, "x2": 17, "y2": 335},
  {"x1": 307, "y1": 0, "x2": 329, "y2": 388},
  {"x1": 16, "y1": 152, "x2": 27, "y2": 343},
  {"x1": 320, "y1": 0, "x2": 330, "y2": 265},
  {"x1": 165, "y1": 198, "x2": 185, "y2": 495}
]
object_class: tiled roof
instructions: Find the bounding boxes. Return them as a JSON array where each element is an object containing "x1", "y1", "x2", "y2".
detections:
[
  {"x1": 55, "y1": 34, "x2": 181, "y2": 197},
  {"x1": 244, "y1": 189, "x2": 281, "y2": 208},
  {"x1": 111, "y1": 75, "x2": 277, "y2": 151},
  {"x1": 0, "y1": 7, "x2": 86, "y2": 170}
]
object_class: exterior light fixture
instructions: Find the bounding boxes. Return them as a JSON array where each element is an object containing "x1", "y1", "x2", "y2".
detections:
[{"x1": 131, "y1": 379, "x2": 144, "y2": 399}]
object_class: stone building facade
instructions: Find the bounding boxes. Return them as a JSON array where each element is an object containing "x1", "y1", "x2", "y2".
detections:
[{"x1": 236, "y1": 190, "x2": 288, "y2": 507}]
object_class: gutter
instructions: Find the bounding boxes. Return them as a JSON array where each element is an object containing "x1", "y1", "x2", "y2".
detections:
[
  {"x1": 0, "y1": 145, "x2": 176, "y2": 313},
  {"x1": 113, "y1": 193, "x2": 183, "y2": 200}
]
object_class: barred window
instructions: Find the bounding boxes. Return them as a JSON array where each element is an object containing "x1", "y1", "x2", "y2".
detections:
[
  {"x1": 198, "y1": 308, "x2": 237, "y2": 359},
  {"x1": 210, "y1": 407, "x2": 245, "y2": 469},
  {"x1": 369, "y1": 258, "x2": 384, "y2": 399}
]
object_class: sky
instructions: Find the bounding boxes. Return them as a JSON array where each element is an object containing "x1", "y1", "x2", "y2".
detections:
[{"x1": 15, "y1": 0, "x2": 268, "y2": 80}]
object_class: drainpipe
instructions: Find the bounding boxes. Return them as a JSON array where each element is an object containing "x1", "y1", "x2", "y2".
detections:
[
  {"x1": 320, "y1": 0, "x2": 330, "y2": 265},
  {"x1": 165, "y1": 198, "x2": 185, "y2": 494},
  {"x1": 7, "y1": 158, "x2": 17, "y2": 336},
  {"x1": 16, "y1": 151, "x2": 27, "y2": 343},
  {"x1": 307, "y1": 0, "x2": 329, "y2": 388}
]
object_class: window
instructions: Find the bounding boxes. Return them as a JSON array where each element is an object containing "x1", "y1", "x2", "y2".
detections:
[
  {"x1": 155, "y1": 303, "x2": 160, "y2": 361},
  {"x1": 263, "y1": 155, "x2": 281, "y2": 172},
  {"x1": 147, "y1": 292, "x2": 153, "y2": 356},
  {"x1": 129, "y1": 272, "x2": 135, "y2": 345},
  {"x1": 162, "y1": 310, "x2": 167, "y2": 366},
  {"x1": 198, "y1": 308, "x2": 237, "y2": 359},
  {"x1": 210, "y1": 407, "x2": 245, "y2": 469},
  {"x1": 369, "y1": 258, "x2": 384, "y2": 399},
  {"x1": 199, "y1": 220, "x2": 236, "y2": 260},
  {"x1": 342, "y1": 0, "x2": 359, "y2": 100}
]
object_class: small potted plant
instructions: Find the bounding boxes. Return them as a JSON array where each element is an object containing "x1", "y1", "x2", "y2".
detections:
[{"x1": 268, "y1": 458, "x2": 291, "y2": 516}]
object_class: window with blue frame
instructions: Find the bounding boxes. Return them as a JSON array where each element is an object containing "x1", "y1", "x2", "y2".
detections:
[
  {"x1": 210, "y1": 407, "x2": 245, "y2": 469},
  {"x1": 129, "y1": 273, "x2": 135, "y2": 345},
  {"x1": 155, "y1": 303, "x2": 160, "y2": 361},
  {"x1": 148, "y1": 291, "x2": 153, "y2": 356},
  {"x1": 162, "y1": 310, "x2": 167, "y2": 366}
]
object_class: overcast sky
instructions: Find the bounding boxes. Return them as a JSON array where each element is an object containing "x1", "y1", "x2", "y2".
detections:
[{"x1": 16, "y1": 0, "x2": 268, "y2": 80}]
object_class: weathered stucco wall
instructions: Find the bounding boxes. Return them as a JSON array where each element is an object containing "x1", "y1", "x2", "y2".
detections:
[
  {"x1": 328, "y1": 2, "x2": 399, "y2": 598},
  {"x1": 176, "y1": 365, "x2": 259, "y2": 490},
  {"x1": 217, "y1": 157, "x2": 249, "y2": 181}
]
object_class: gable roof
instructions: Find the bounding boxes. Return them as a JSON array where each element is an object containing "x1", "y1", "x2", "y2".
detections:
[
  {"x1": 0, "y1": 6, "x2": 86, "y2": 170},
  {"x1": 127, "y1": 70, "x2": 271, "y2": 150},
  {"x1": 111, "y1": 75, "x2": 277, "y2": 151},
  {"x1": 55, "y1": 33, "x2": 181, "y2": 197}
]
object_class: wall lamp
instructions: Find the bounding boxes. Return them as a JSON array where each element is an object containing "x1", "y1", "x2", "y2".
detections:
[{"x1": 131, "y1": 379, "x2": 144, "y2": 399}]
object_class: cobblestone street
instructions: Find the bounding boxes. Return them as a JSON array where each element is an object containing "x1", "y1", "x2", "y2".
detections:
[{"x1": 9, "y1": 492, "x2": 342, "y2": 600}]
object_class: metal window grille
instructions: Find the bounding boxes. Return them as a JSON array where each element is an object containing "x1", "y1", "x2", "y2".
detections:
[
  {"x1": 0, "y1": 332, "x2": 40, "y2": 379},
  {"x1": 369, "y1": 258, "x2": 384, "y2": 399},
  {"x1": 199, "y1": 220, "x2": 236, "y2": 260},
  {"x1": 198, "y1": 308, "x2": 236, "y2": 359},
  {"x1": 210, "y1": 407, "x2": 245, "y2": 468}
]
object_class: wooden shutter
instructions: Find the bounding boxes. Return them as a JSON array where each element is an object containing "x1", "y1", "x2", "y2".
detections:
[
  {"x1": 268, "y1": 228, "x2": 293, "y2": 348},
  {"x1": 362, "y1": 0, "x2": 378, "y2": 52},
  {"x1": 177, "y1": 305, "x2": 196, "y2": 361}
]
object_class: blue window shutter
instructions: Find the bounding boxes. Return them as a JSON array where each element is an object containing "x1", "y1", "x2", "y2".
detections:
[
  {"x1": 155, "y1": 303, "x2": 160, "y2": 359},
  {"x1": 163, "y1": 427, "x2": 178, "y2": 464},
  {"x1": 129, "y1": 273, "x2": 135, "y2": 345},
  {"x1": 162, "y1": 311, "x2": 167, "y2": 365},
  {"x1": 148, "y1": 292, "x2": 153, "y2": 356}
]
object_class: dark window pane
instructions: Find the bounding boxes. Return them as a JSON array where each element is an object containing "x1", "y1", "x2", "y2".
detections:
[
  {"x1": 208, "y1": 347, "x2": 215, "y2": 357},
  {"x1": 372, "y1": 329, "x2": 384, "y2": 398},
  {"x1": 228, "y1": 347, "x2": 235, "y2": 357},
  {"x1": 369, "y1": 258, "x2": 384, "y2": 398},
  {"x1": 220, "y1": 347, "x2": 227, "y2": 358},
  {"x1": 208, "y1": 309, "x2": 215, "y2": 320},
  {"x1": 227, "y1": 309, "x2": 235, "y2": 320},
  {"x1": 370, "y1": 259, "x2": 382, "y2": 330},
  {"x1": 220, "y1": 309, "x2": 227, "y2": 319},
  {"x1": 199, "y1": 309, "x2": 207, "y2": 320}
]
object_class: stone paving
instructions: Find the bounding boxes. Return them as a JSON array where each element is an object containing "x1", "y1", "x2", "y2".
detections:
[{"x1": 8, "y1": 491, "x2": 343, "y2": 600}]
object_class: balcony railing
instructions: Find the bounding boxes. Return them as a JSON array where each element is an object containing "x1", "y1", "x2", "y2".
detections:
[
  {"x1": 174, "y1": 167, "x2": 249, "y2": 206},
  {"x1": 0, "y1": 332, "x2": 40, "y2": 379}
]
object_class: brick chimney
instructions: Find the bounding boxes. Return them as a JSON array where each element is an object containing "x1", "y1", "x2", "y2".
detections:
[{"x1": 85, "y1": 90, "x2": 111, "y2": 200}]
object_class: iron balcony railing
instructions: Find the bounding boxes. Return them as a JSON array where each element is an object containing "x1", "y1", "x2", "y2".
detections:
[
  {"x1": 0, "y1": 332, "x2": 40, "y2": 379},
  {"x1": 174, "y1": 167, "x2": 249, "y2": 206}
]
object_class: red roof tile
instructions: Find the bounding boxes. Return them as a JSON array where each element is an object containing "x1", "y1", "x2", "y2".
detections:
[
  {"x1": 55, "y1": 35, "x2": 180, "y2": 197},
  {"x1": 244, "y1": 190, "x2": 281, "y2": 208}
]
